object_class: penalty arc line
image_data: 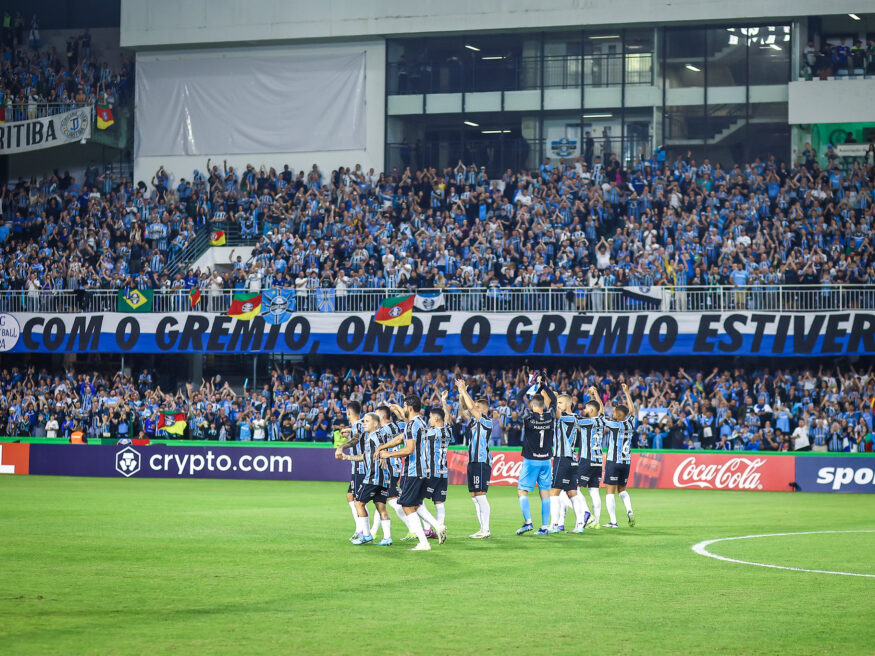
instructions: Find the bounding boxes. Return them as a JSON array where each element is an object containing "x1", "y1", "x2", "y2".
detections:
[{"x1": 691, "y1": 530, "x2": 875, "y2": 578}]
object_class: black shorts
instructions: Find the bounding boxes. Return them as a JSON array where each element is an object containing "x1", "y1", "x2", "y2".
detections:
[
  {"x1": 347, "y1": 472, "x2": 363, "y2": 495},
  {"x1": 578, "y1": 462, "x2": 602, "y2": 488},
  {"x1": 604, "y1": 462, "x2": 631, "y2": 487},
  {"x1": 467, "y1": 461, "x2": 490, "y2": 493},
  {"x1": 551, "y1": 457, "x2": 579, "y2": 491},
  {"x1": 385, "y1": 472, "x2": 401, "y2": 499},
  {"x1": 425, "y1": 476, "x2": 448, "y2": 502},
  {"x1": 398, "y1": 476, "x2": 428, "y2": 507},
  {"x1": 355, "y1": 483, "x2": 387, "y2": 504}
]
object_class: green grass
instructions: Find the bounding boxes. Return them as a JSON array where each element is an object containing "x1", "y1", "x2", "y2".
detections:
[{"x1": 1, "y1": 477, "x2": 874, "y2": 655}]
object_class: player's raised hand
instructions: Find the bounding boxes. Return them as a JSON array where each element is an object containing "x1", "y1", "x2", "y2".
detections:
[
  {"x1": 621, "y1": 383, "x2": 629, "y2": 392},
  {"x1": 588, "y1": 385, "x2": 598, "y2": 396},
  {"x1": 440, "y1": 390, "x2": 448, "y2": 402}
]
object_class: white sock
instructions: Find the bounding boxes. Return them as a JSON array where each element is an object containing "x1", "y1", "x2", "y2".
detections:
[
  {"x1": 475, "y1": 495, "x2": 491, "y2": 532},
  {"x1": 571, "y1": 494, "x2": 587, "y2": 526},
  {"x1": 435, "y1": 503, "x2": 446, "y2": 525},
  {"x1": 348, "y1": 500, "x2": 358, "y2": 524},
  {"x1": 417, "y1": 505, "x2": 442, "y2": 530},
  {"x1": 380, "y1": 519, "x2": 391, "y2": 540},
  {"x1": 549, "y1": 495, "x2": 560, "y2": 527},
  {"x1": 472, "y1": 496, "x2": 482, "y2": 527},
  {"x1": 370, "y1": 507, "x2": 380, "y2": 536},
  {"x1": 388, "y1": 498, "x2": 405, "y2": 523},
  {"x1": 577, "y1": 489, "x2": 591, "y2": 516},
  {"x1": 619, "y1": 490, "x2": 633, "y2": 514},
  {"x1": 356, "y1": 515, "x2": 371, "y2": 537},
  {"x1": 606, "y1": 493, "x2": 617, "y2": 524},
  {"x1": 406, "y1": 512, "x2": 428, "y2": 546},
  {"x1": 589, "y1": 488, "x2": 601, "y2": 523},
  {"x1": 560, "y1": 491, "x2": 571, "y2": 523}
]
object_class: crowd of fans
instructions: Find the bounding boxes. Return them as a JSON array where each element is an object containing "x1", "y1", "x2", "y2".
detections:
[
  {"x1": 1, "y1": 14, "x2": 132, "y2": 120},
  {"x1": 2, "y1": 363, "x2": 872, "y2": 452},
  {"x1": 802, "y1": 38, "x2": 875, "y2": 79},
  {"x1": 2, "y1": 143, "x2": 874, "y2": 308}
]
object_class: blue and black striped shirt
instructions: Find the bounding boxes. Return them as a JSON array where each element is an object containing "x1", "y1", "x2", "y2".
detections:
[
  {"x1": 468, "y1": 416, "x2": 493, "y2": 464},
  {"x1": 577, "y1": 415, "x2": 604, "y2": 465},
  {"x1": 603, "y1": 416, "x2": 637, "y2": 465}
]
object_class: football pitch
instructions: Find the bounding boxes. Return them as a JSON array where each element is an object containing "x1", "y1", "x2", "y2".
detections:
[{"x1": 1, "y1": 477, "x2": 873, "y2": 655}]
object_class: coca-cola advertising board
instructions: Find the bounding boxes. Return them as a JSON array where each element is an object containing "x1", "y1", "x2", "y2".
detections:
[
  {"x1": 446, "y1": 450, "x2": 796, "y2": 491},
  {"x1": 630, "y1": 452, "x2": 796, "y2": 492}
]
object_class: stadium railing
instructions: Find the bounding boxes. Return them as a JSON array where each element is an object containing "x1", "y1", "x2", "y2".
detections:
[
  {"x1": 3, "y1": 101, "x2": 94, "y2": 122},
  {"x1": 1, "y1": 285, "x2": 872, "y2": 314}
]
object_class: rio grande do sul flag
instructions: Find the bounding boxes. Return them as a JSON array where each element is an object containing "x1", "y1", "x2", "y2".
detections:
[
  {"x1": 374, "y1": 294, "x2": 414, "y2": 327},
  {"x1": 228, "y1": 292, "x2": 262, "y2": 321},
  {"x1": 157, "y1": 412, "x2": 186, "y2": 435},
  {"x1": 96, "y1": 104, "x2": 114, "y2": 129}
]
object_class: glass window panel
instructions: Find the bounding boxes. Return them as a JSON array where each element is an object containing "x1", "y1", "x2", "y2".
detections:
[
  {"x1": 665, "y1": 105, "x2": 707, "y2": 142},
  {"x1": 665, "y1": 28, "x2": 706, "y2": 91},
  {"x1": 747, "y1": 25, "x2": 791, "y2": 85},
  {"x1": 707, "y1": 28, "x2": 748, "y2": 87}
]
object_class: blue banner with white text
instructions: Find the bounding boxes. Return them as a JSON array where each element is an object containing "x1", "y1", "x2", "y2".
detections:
[{"x1": 2, "y1": 311, "x2": 874, "y2": 357}]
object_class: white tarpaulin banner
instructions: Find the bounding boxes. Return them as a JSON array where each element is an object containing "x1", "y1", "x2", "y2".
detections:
[
  {"x1": 135, "y1": 52, "x2": 366, "y2": 157},
  {"x1": 0, "y1": 107, "x2": 91, "y2": 155}
]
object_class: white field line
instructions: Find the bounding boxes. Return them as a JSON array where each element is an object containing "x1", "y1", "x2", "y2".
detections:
[{"x1": 691, "y1": 530, "x2": 875, "y2": 578}]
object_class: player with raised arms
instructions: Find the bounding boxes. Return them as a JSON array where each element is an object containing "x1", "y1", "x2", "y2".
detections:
[
  {"x1": 513, "y1": 370, "x2": 556, "y2": 536},
  {"x1": 337, "y1": 412, "x2": 393, "y2": 546},
  {"x1": 577, "y1": 386, "x2": 605, "y2": 528},
  {"x1": 455, "y1": 377, "x2": 493, "y2": 539},
  {"x1": 423, "y1": 390, "x2": 454, "y2": 530},
  {"x1": 602, "y1": 382, "x2": 637, "y2": 528}
]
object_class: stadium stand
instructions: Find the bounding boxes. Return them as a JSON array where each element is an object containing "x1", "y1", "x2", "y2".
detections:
[
  {"x1": 1, "y1": 147, "x2": 873, "y2": 309},
  {"x1": 2, "y1": 363, "x2": 872, "y2": 452},
  {"x1": 0, "y1": 18, "x2": 132, "y2": 120}
]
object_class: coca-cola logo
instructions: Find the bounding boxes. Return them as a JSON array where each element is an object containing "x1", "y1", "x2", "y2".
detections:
[
  {"x1": 490, "y1": 452, "x2": 523, "y2": 485},
  {"x1": 671, "y1": 456, "x2": 766, "y2": 490}
]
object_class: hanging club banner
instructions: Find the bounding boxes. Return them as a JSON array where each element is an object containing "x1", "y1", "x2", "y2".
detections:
[
  {"x1": 2, "y1": 311, "x2": 874, "y2": 357},
  {"x1": 0, "y1": 107, "x2": 92, "y2": 154}
]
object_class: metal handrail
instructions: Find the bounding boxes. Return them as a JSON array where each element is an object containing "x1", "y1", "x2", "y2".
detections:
[
  {"x1": 1, "y1": 285, "x2": 872, "y2": 315},
  {"x1": 2, "y1": 101, "x2": 94, "y2": 122}
]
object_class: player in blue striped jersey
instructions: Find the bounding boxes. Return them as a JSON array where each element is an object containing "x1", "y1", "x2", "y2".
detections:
[
  {"x1": 602, "y1": 383, "x2": 638, "y2": 528},
  {"x1": 455, "y1": 377, "x2": 493, "y2": 539},
  {"x1": 374, "y1": 406, "x2": 407, "y2": 536},
  {"x1": 424, "y1": 390, "x2": 454, "y2": 529},
  {"x1": 337, "y1": 413, "x2": 392, "y2": 546},
  {"x1": 548, "y1": 393, "x2": 592, "y2": 534},
  {"x1": 577, "y1": 388, "x2": 605, "y2": 528},
  {"x1": 334, "y1": 401, "x2": 368, "y2": 542},
  {"x1": 376, "y1": 395, "x2": 446, "y2": 551}
]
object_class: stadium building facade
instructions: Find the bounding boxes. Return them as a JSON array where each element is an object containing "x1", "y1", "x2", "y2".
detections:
[{"x1": 121, "y1": 0, "x2": 874, "y2": 180}]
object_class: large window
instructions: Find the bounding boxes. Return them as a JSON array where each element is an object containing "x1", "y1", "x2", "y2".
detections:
[{"x1": 663, "y1": 24, "x2": 791, "y2": 162}]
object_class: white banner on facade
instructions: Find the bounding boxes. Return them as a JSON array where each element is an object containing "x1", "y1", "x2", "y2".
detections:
[
  {"x1": 135, "y1": 52, "x2": 366, "y2": 158},
  {"x1": 0, "y1": 107, "x2": 91, "y2": 155}
]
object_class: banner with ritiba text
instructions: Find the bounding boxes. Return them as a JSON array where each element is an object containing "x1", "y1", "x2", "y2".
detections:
[{"x1": 0, "y1": 107, "x2": 91, "y2": 154}]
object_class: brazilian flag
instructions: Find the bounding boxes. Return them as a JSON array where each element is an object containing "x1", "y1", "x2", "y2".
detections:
[{"x1": 117, "y1": 288, "x2": 154, "y2": 313}]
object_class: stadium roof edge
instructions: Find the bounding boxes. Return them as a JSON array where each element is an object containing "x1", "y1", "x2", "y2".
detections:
[{"x1": 120, "y1": 0, "x2": 870, "y2": 49}]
